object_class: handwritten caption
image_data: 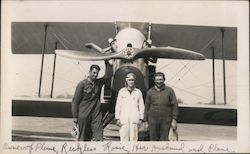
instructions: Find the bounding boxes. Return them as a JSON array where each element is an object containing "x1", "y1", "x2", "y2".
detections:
[{"x1": 3, "y1": 141, "x2": 235, "y2": 154}]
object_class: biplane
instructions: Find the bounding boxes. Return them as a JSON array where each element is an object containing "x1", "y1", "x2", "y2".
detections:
[{"x1": 12, "y1": 21, "x2": 237, "y2": 131}]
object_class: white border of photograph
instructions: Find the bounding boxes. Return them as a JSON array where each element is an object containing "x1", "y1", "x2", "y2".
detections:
[{"x1": 1, "y1": 0, "x2": 249, "y2": 153}]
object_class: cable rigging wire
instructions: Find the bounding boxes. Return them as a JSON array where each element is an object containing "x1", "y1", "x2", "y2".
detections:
[
  {"x1": 158, "y1": 61, "x2": 176, "y2": 71},
  {"x1": 172, "y1": 85, "x2": 211, "y2": 101},
  {"x1": 167, "y1": 61, "x2": 190, "y2": 82},
  {"x1": 51, "y1": 27, "x2": 74, "y2": 49},
  {"x1": 164, "y1": 32, "x2": 220, "y2": 83},
  {"x1": 157, "y1": 32, "x2": 221, "y2": 101},
  {"x1": 172, "y1": 61, "x2": 204, "y2": 86}
]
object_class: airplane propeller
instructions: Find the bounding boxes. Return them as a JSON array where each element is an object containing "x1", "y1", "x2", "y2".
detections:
[
  {"x1": 55, "y1": 46, "x2": 205, "y2": 61},
  {"x1": 134, "y1": 46, "x2": 206, "y2": 60},
  {"x1": 55, "y1": 49, "x2": 124, "y2": 61}
]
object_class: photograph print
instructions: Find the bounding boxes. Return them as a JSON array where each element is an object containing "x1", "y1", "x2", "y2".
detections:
[{"x1": 1, "y1": 0, "x2": 249, "y2": 153}]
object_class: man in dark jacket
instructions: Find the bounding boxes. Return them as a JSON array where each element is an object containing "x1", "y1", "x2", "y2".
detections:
[
  {"x1": 144, "y1": 72, "x2": 178, "y2": 141},
  {"x1": 72, "y1": 61, "x2": 112, "y2": 141}
]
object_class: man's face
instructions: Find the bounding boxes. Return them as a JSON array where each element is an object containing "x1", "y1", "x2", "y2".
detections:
[
  {"x1": 126, "y1": 77, "x2": 135, "y2": 88},
  {"x1": 89, "y1": 68, "x2": 99, "y2": 81},
  {"x1": 111, "y1": 41, "x2": 118, "y2": 51},
  {"x1": 154, "y1": 75, "x2": 165, "y2": 88}
]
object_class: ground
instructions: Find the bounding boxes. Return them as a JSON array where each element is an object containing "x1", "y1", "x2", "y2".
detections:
[{"x1": 12, "y1": 116, "x2": 236, "y2": 141}]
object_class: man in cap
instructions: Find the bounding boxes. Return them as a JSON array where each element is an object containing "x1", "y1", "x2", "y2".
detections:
[
  {"x1": 115, "y1": 72, "x2": 145, "y2": 141},
  {"x1": 108, "y1": 38, "x2": 118, "y2": 53},
  {"x1": 144, "y1": 72, "x2": 178, "y2": 141}
]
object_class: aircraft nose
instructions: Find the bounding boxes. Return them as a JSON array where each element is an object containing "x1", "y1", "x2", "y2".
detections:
[{"x1": 114, "y1": 27, "x2": 146, "y2": 51}]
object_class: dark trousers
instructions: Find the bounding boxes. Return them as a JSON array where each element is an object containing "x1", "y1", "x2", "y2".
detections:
[
  {"x1": 148, "y1": 113, "x2": 171, "y2": 141},
  {"x1": 78, "y1": 112, "x2": 103, "y2": 141}
]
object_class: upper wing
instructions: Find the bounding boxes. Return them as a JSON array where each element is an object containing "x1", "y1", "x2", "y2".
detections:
[
  {"x1": 133, "y1": 46, "x2": 205, "y2": 60},
  {"x1": 55, "y1": 49, "x2": 126, "y2": 61}
]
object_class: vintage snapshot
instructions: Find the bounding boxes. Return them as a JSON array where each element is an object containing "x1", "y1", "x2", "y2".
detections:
[{"x1": 1, "y1": 0, "x2": 249, "y2": 153}]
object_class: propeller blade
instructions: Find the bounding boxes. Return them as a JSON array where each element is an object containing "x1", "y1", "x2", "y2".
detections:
[
  {"x1": 55, "y1": 46, "x2": 205, "y2": 61},
  {"x1": 55, "y1": 49, "x2": 125, "y2": 61},
  {"x1": 133, "y1": 46, "x2": 206, "y2": 60}
]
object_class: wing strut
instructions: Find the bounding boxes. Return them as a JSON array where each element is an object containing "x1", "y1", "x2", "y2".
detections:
[
  {"x1": 147, "y1": 23, "x2": 152, "y2": 45},
  {"x1": 221, "y1": 29, "x2": 227, "y2": 105},
  {"x1": 38, "y1": 24, "x2": 48, "y2": 97},
  {"x1": 211, "y1": 46, "x2": 216, "y2": 105},
  {"x1": 50, "y1": 42, "x2": 58, "y2": 98}
]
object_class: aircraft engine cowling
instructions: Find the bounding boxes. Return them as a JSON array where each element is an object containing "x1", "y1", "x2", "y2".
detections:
[{"x1": 115, "y1": 28, "x2": 146, "y2": 51}]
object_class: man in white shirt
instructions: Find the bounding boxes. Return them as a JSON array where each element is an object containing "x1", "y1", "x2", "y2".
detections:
[{"x1": 115, "y1": 73, "x2": 145, "y2": 141}]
